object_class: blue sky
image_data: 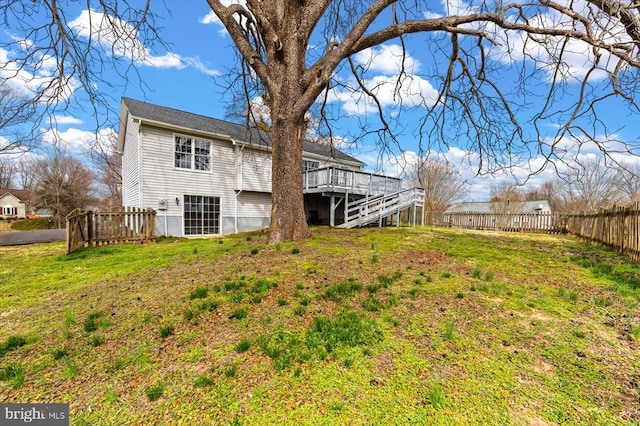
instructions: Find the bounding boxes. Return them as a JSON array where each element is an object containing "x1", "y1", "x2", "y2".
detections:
[{"x1": 1, "y1": 1, "x2": 638, "y2": 201}]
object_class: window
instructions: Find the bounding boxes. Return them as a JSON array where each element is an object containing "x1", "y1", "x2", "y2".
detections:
[
  {"x1": 2, "y1": 206, "x2": 17, "y2": 216},
  {"x1": 184, "y1": 195, "x2": 220, "y2": 235},
  {"x1": 175, "y1": 135, "x2": 211, "y2": 171},
  {"x1": 303, "y1": 160, "x2": 320, "y2": 188},
  {"x1": 303, "y1": 160, "x2": 319, "y2": 171}
]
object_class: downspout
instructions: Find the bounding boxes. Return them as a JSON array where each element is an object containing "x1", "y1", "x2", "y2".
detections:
[{"x1": 233, "y1": 140, "x2": 245, "y2": 234}]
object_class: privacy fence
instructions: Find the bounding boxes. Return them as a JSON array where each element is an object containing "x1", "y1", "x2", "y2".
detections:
[
  {"x1": 66, "y1": 207, "x2": 156, "y2": 254},
  {"x1": 426, "y1": 203, "x2": 640, "y2": 261},
  {"x1": 424, "y1": 211, "x2": 566, "y2": 234},
  {"x1": 565, "y1": 203, "x2": 640, "y2": 262}
]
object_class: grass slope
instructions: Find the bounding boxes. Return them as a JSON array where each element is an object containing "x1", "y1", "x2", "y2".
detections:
[{"x1": 1, "y1": 227, "x2": 639, "y2": 425}]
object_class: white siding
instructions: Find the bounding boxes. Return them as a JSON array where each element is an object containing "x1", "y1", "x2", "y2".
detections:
[
  {"x1": 239, "y1": 149, "x2": 272, "y2": 192},
  {"x1": 236, "y1": 191, "x2": 271, "y2": 218},
  {"x1": 121, "y1": 115, "x2": 141, "y2": 207},
  {"x1": 138, "y1": 125, "x2": 238, "y2": 228}
]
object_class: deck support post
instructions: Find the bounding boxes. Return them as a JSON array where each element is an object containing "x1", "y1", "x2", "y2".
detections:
[{"x1": 330, "y1": 195, "x2": 335, "y2": 227}]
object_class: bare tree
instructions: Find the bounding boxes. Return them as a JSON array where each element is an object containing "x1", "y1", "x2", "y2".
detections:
[
  {"x1": 490, "y1": 182, "x2": 527, "y2": 214},
  {"x1": 407, "y1": 156, "x2": 467, "y2": 211},
  {"x1": 556, "y1": 157, "x2": 624, "y2": 212},
  {"x1": 616, "y1": 162, "x2": 640, "y2": 204},
  {"x1": 32, "y1": 153, "x2": 95, "y2": 228},
  {"x1": 15, "y1": 157, "x2": 36, "y2": 193},
  {"x1": 2, "y1": 1, "x2": 640, "y2": 241},
  {"x1": 0, "y1": 87, "x2": 38, "y2": 154},
  {"x1": 0, "y1": 158, "x2": 17, "y2": 188},
  {"x1": 90, "y1": 132, "x2": 122, "y2": 207}
]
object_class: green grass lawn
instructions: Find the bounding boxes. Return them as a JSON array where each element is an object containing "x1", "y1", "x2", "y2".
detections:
[{"x1": 1, "y1": 227, "x2": 639, "y2": 425}]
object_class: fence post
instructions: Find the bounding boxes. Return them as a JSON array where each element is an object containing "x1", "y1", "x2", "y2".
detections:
[{"x1": 86, "y1": 211, "x2": 93, "y2": 247}]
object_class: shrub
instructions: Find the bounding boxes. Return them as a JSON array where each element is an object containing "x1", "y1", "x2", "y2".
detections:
[
  {"x1": 291, "y1": 248, "x2": 300, "y2": 254},
  {"x1": 250, "y1": 248, "x2": 259, "y2": 255}
]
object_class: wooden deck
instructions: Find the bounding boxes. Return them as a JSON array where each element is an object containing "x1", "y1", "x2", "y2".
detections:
[{"x1": 302, "y1": 167, "x2": 402, "y2": 196}]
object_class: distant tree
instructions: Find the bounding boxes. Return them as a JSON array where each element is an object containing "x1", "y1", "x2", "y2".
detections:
[
  {"x1": 0, "y1": 87, "x2": 38, "y2": 154},
  {"x1": 489, "y1": 182, "x2": 526, "y2": 215},
  {"x1": 0, "y1": 158, "x2": 17, "y2": 188},
  {"x1": 15, "y1": 157, "x2": 36, "y2": 193},
  {"x1": 557, "y1": 158, "x2": 623, "y2": 212},
  {"x1": 407, "y1": 157, "x2": 467, "y2": 211},
  {"x1": 524, "y1": 181, "x2": 563, "y2": 212},
  {"x1": 90, "y1": 133, "x2": 122, "y2": 207},
  {"x1": 616, "y1": 162, "x2": 640, "y2": 205},
  {"x1": 33, "y1": 153, "x2": 95, "y2": 228}
]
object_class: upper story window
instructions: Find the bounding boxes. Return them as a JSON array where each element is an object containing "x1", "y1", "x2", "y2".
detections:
[
  {"x1": 175, "y1": 135, "x2": 211, "y2": 171},
  {"x1": 303, "y1": 160, "x2": 319, "y2": 171}
]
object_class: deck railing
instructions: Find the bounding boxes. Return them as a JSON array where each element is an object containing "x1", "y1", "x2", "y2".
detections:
[{"x1": 302, "y1": 167, "x2": 402, "y2": 195}]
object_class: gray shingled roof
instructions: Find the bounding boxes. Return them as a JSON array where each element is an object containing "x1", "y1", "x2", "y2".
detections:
[{"x1": 122, "y1": 97, "x2": 364, "y2": 165}]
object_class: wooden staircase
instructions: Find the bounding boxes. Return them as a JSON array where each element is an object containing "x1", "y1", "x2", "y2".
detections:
[{"x1": 337, "y1": 187, "x2": 425, "y2": 228}]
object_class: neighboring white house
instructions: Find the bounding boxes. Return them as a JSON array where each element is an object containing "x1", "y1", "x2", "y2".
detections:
[
  {"x1": 0, "y1": 189, "x2": 28, "y2": 219},
  {"x1": 443, "y1": 200, "x2": 554, "y2": 231},
  {"x1": 445, "y1": 200, "x2": 552, "y2": 214},
  {"x1": 117, "y1": 97, "x2": 374, "y2": 237}
]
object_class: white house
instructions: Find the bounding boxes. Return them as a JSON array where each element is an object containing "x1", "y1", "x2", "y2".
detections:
[
  {"x1": 119, "y1": 98, "x2": 424, "y2": 237},
  {"x1": 0, "y1": 189, "x2": 28, "y2": 219}
]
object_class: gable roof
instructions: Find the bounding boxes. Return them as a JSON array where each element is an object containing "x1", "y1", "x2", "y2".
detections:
[
  {"x1": 0, "y1": 189, "x2": 29, "y2": 202},
  {"x1": 118, "y1": 97, "x2": 365, "y2": 166},
  {"x1": 445, "y1": 200, "x2": 551, "y2": 214}
]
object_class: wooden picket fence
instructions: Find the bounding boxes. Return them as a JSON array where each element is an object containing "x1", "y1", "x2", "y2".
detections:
[
  {"x1": 66, "y1": 207, "x2": 156, "y2": 254},
  {"x1": 424, "y1": 211, "x2": 566, "y2": 234},
  {"x1": 565, "y1": 203, "x2": 640, "y2": 262}
]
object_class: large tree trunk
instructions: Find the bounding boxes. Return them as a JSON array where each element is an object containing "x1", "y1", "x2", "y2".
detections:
[
  {"x1": 268, "y1": 116, "x2": 311, "y2": 243},
  {"x1": 267, "y1": 102, "x2": 312, "y2": 243}
]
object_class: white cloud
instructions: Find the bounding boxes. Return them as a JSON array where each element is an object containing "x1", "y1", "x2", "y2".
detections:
[
  {"x1": 488, "y1": 0, "x2": 631, "y2": 83},
  {"x1": 199, "y1": 1, "x2": 249, "y2": 36},
  {"x1": 0, "y1": 47, "x2": 80, "y2": 102},
  {"x1": 353, "y1": 44, "x2": 421, "y2": 75},
  {"x1": 40, "y1": 127, "x2": 115, "y2": 154},
  {"x1": 67, "y1": 9, "x2": 220, "y2": 76},
  {"x1": 329, "y1": 74, "x2": 439, "y2": 116},
  {"x1": 50, "y1": 115, "x2": 84, "y2": 125},
  {"x1": 325, "y1": 44, "x2": 440, "y2": 116}
]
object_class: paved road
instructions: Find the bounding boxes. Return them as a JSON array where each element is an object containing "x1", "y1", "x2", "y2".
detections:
[{"x1": 0, "y1": 229, "x2": 66, "y2": 246}]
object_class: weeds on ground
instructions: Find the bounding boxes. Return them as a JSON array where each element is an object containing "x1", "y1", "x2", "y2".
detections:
[
  {"x1": 0, "y1": 362, "x2": 25, "y2": 389},
  {"x1": 0, "y1": 335, "x2": 26, "y2": 357},
  {"x1": 145, "y1": 383, "x2": 164, "y2": 401}
]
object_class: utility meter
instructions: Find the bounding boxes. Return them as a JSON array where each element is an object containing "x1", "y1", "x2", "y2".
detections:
[{"x1": 158, "y1": 199, "x2": 168, "y2": 211}]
